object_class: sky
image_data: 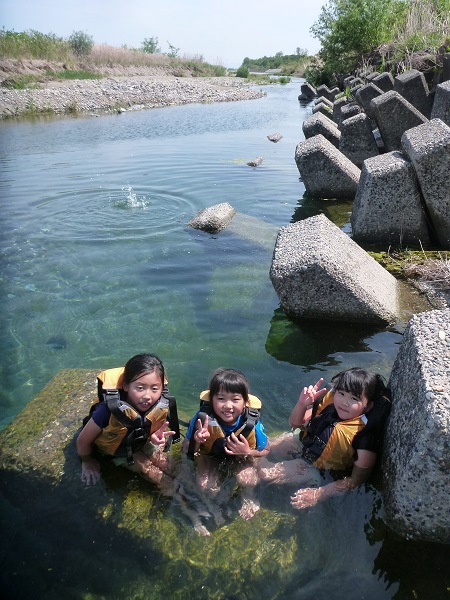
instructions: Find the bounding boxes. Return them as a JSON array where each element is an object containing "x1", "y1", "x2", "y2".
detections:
[{"x1": 0, "y1": 0, "x2": 323, "y2": 68}]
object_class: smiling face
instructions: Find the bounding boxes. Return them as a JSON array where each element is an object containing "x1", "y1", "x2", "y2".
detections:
[
  {"x1": 122, "y1": 371, "x2": 163, "y2": 413},
  {"x1": 333, "y1": 388, "x2": 369, "y2": 420},
  {"x1": 212, "y1": 387, "x2": 246, "y2": 425}
]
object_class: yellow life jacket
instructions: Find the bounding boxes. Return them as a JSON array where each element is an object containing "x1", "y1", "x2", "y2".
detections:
[
  {"x1": 301, "y1": 391, "x2": 367, "y2": 471},
  {"x1": 188, "y1": 390, "x2": 262, "y2": 458},
  {"x1": 85, "y1": 367, "x2": 179, "y2": 464}
]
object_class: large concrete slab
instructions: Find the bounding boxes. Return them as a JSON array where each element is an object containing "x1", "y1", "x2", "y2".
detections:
[
  {"x1": 351, "y1": 151, "x2": 430, "y2": 247},
  {"x1": 383, "y1": 309, "x2": 450, "y2": 544},
  {"x1": 401, "y1": 118, "x2": 450, "y2": 248},
  {"x1": 269, "y1": 213, "x2": 399, "y2": 324},
  {"x1": 370, "y1": 91, "x2": 428, "y2": 151},
  {"x1": 295, "y1": 134, "x2": 361, "y2": 199}
]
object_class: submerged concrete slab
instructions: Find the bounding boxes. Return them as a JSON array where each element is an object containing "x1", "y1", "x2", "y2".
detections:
[
  {"x1": 431, "y1": 80, "x2": 450, "y2": 126},
  {"x1": 401, "y1": 119, "x2": 450, "y2": 248},
  {"x1": 394, "y1": 69, "x2": 432, "y2": 118},
  {"x1": 302, "y1": 112, "x2": 341, "y2": 148},
  {"x1": 370, "y1": 91, "x2": 428, "y2": 151},
  {"x1": 188, "y1": 202, "x2": 236, "y2": 233},
  {"x1": 339, "y1": 113, "x2": 379, "y2": 167},
  {"x1": 351, "y1": 151, "x2": 430, "y2": 247},
  {"x1": 383, "y1": 309, "x2": 450, "y2": 544},
  {"x1": 270, "y1": 213, "x2": 399, "y2": 324},
  {"x1": 295, "y1": 134, "x2": 361, "y2": 199}
]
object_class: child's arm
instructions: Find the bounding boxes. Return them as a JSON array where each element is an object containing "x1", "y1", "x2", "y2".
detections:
[
  {"x1": 290, "y1": 449, "x2": 377, "y2": 509},
  {"x1": 181, "y1": 415, "x2": 211, "y2": 455},
  {"x1": 289, "y1": 378, "x2": 327, "y2": 428},
  {"x1": 76, "y1": 419, "x2": 103, "y2": 485}
]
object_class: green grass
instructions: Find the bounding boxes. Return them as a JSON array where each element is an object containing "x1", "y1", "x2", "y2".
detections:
[{"x1": 46, "y1": 69, "x2": 101, "y2": 80}]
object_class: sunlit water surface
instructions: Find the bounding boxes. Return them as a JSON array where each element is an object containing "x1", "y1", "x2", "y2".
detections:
[{"x1": 0, "y1": 80, "x2": 448, "y2": 599}]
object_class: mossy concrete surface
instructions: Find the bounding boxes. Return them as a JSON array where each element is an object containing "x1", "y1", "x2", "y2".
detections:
[{"x1": 0, "y1": 368, "x2": 98, "y2": 480}]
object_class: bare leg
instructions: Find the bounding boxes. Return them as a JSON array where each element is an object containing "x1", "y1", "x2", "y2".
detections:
[
  {"x1": 236, "y1": 462, "x2": 261, "y2": 520},
  {"x1": 196, "y1": 455, "x2": 226, "y2": 526},
  {"x1": 259, "y1": 457, "x2": 314, "y2": 485}
]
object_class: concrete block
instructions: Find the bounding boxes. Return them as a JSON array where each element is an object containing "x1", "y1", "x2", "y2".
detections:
[
  {"x1": 314, "y1": 95, "x2": 333, "y2": 108},
  {"x1": 340, "y1": 103, "x2": 361, "y2": 124},
  {"x1": 312, "y1": 102, "x2": 334, "y2": 119},
  {"x1": 351, "y1": 151, "x2": 430, "y2": 247},
  {"x1": 302, "y1": 112, "x2": 341, "y2": 148},
  {"x1": 401, "y1": 118, "x2": 450, "y2": 248},
  {"x1": 366, "y1": 72, "x2": 380, "y2": 81},
  {"x1": 333, "y1": 97, "x2": 348, "y2": 125},
  {"x1": 370, "y1": 90, "x2": 428, "y2": 152},
  {"x1": 329, "y1": 86, "x2": 341, "y2": 101},
  {"x1": 316, "y1": 84, "x2": 332, "y2": 101},
  {"x1": 295, "y1": 134, "x2": 361, "y2": 199},
  {"x1": 299, "y1": 82, "x2": 317, "y2": 100},
  {"x1": 269, "y1": 213, "x2": 399, "y2": 324},
  {"x1": 339, "y1": 113, "x2": 379, "y2": 167},
  {"x1": 343, "y1": 75, "x2": 356, "y2": 88},
  {"x1": 394, "y1": 69, "x2": 432, "y2": 118},
  {"x1": 355, "y1": 83, "x2": 384, "y2": 118},
  {"x1": 372, "y1": 72, "x2": 395, "y2": 92},
  {"x1": 431, "y1": 80, "x2": 450, "y2": 126},
  {"x1": 383, "y1": 309, "x2": 450, "y2": 544},
  {"x1": 188, "y1": 202, "x2": 236, "y2": 233},
  {"x1": 444, "y1": 53, "x2": 450, "y2": 82}
]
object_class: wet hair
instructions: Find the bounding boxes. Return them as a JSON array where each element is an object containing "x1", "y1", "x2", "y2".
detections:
[
  {"x1": 122, "y1": 353, "x2": 165, "y2": 387},
  {"x1": 331, "y1": 367, "x2": 387, "y2": 403},
  {"x1": 208, "y1": 368, "x2": 250, "y2": 404}
]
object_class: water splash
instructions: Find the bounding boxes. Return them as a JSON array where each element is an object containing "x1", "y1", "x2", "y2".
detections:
[{"x1": 114, "y1": 185, "x2": 149, "y2": 209}]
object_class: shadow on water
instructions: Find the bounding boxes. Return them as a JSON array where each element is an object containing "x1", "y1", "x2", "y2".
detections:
[
  {"x1": 291, "y1": 192, "x2": 354, "y2": 229},
  {"x1": 265, "y1": 308, "x2": 401, "y2": 372}
]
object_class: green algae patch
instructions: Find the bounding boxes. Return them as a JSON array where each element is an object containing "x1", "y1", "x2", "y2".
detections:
[{"x1": 0, "y1": 368, "x2": 97, "y2": 479}]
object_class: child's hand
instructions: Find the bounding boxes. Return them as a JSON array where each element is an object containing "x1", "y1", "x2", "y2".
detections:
[
  {"x1": 151, "y1": 421, "x2": 176, "y2": 448},
  {"x1": 194, "y1": 415, "x2": 210, "y2": 444},
  {"x1": 80, "y1": 457, "x2": 101, "y2": 486},
  {"x1": 298, "y1": 378, "x2": 327, "y2": 408},
  {"x1": 224, "y1": 432, "x2": 251, "y2": 455},
  {"x1": 290, "y1": 487, "x2": 322, "y2": 509}
]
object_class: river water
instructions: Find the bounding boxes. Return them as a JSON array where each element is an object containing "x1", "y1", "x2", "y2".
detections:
[{"x1": 0, "y1": 79, "x2": 448, "y2": 599}]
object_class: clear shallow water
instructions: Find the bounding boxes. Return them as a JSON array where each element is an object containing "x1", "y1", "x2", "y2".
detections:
[{"x1": 1, "y1": 80, "x2": 448, "y2": 599}]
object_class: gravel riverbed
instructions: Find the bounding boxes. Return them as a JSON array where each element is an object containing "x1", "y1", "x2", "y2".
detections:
[{"x1": 0, "y1": 75, "x2": 265, "y2": 119}]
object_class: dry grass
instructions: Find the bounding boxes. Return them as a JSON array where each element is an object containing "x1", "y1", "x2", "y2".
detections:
[
  {"x1": 403, "y1": 254, "x2": 450, "y2": 290},
  {"x1": 88, "y1": 44, "x2": 172, "y2": 67}
]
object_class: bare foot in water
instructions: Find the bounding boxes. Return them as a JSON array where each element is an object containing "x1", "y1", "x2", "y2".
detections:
[{"x1": 239, "y1": 496, "x2": 260, "y2": 520}]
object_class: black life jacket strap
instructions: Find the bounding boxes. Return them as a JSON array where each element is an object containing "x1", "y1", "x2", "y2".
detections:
[
  {"x1": 162, "y1": 386, "x2": 181, "y2": 451},
  {"x1": 239, "y1": 407, "x2": 260, "y2": 439}
]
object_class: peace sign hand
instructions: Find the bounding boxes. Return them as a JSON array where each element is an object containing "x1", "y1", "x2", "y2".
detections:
[
  {"x1": 150, "y1": 421, "x2": 176, "y2": 447},
  {"x1": 194, "y1": 414, "x2": 210, "y2": 445}
]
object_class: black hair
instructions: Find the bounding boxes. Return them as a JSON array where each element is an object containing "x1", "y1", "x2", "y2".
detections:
[
  {"x1": 331, "y1": 367, "x2": 387, "y2": 403},
  {"x1": 122, "y1": 353, "x2": 165, "y2": 387},
  {"x1": 208, "y1": 368, "x2": 250, "y2": 404}
]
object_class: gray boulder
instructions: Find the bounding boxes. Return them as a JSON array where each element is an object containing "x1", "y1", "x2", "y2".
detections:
[
  {"x1": 339, "y1": 113, "x2": 379, "y2": 167},
  {"x1": 294, "y1": 134, "x2": 361, "y2": 199},
  {"x1": 370, "y1": 91, "x2": 428, "y2": 151},
  {"x1": 269, "y1": 213, "x2": 399, "y2": 324},
  {"x1": 188, "y1": 202, "x2": 236, "y2": 233},
  {"x1": 431, "y1": 80, "x2": 450, "y2": 126},
  {"x1": 351, "y1": 151, "x2": 430, "y2": 247},
  {"x1": 383, "y1": 309, "x2": 450, "y2": 544},
  {"x1": 267, "y1": 132, "x2": 283, "y2": 142},
  {"x1": 401, "y1": 118, "x2": 450, "y2": 248}
]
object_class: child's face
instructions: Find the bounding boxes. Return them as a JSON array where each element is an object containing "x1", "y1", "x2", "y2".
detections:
[
  {"x1": 212, "y1": 387, "x2": 246, "y2": 425},
  {"x1": 123, "y1": 371, "x2": 163, "y2": 412},
  {"x1": 333, "y1": 388, "x2": 368, "y2": 420}
]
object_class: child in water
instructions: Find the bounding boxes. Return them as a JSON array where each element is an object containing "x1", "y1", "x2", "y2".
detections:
[
  {"x1": 259, "y1": 367, "x2": 391, "y2": 510},
  {"x1": 183, "y1": 368, "x2": 269, "y2": 521},
  {"x1": 77, "y1": 353, "x2": 177, "y2": 495}
]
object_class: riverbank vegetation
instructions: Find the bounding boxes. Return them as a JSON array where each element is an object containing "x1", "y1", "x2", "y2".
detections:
[
  {"x1": 240, "y1": 49, "x2": 312, "y2": 76},
  {"x1": 304, "y1": 0, "x2": 450, "y2": 86},
  {"x1": 0, "y1": 28, "x2": 228, "y2": 83}
]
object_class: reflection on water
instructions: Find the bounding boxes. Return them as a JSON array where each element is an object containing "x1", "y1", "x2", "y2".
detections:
[{"x1": 1, "y1": 80, "x2": 448, "y2": 599}]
